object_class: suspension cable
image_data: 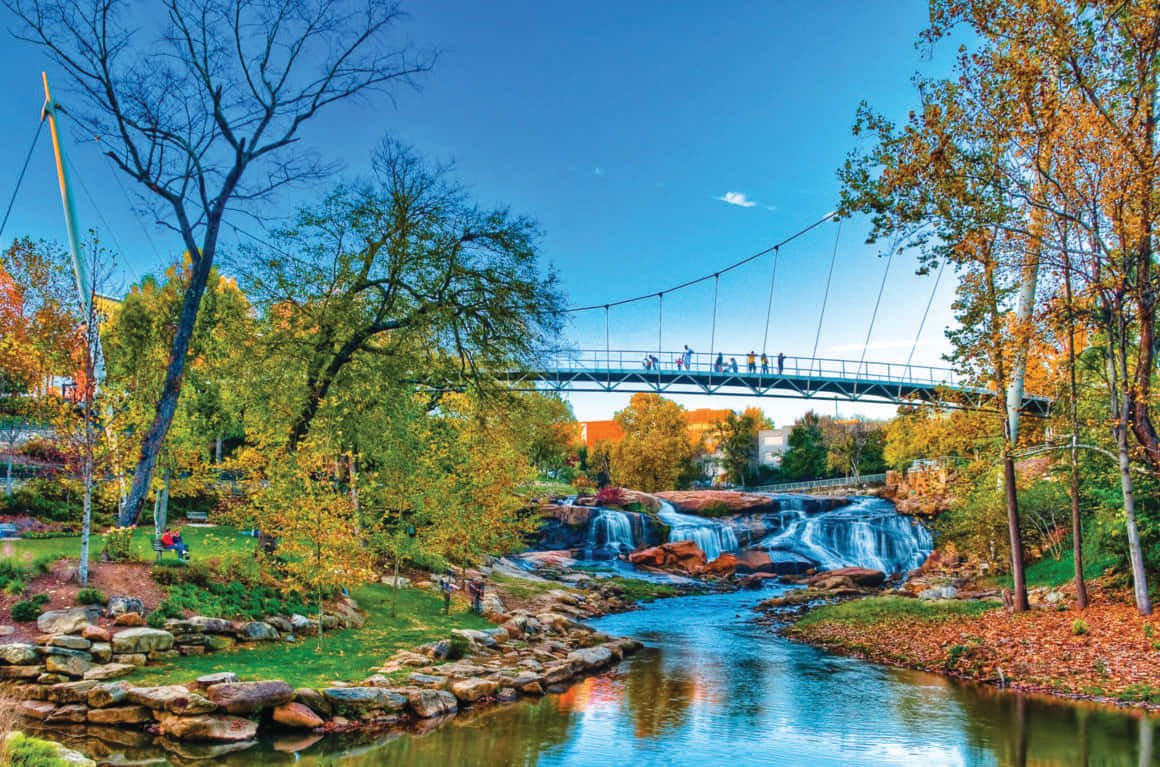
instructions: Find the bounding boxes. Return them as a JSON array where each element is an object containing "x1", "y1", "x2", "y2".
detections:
[
  {"x1": 761, "y1": 246, "x2": 780, "y2": 356},
  {"x1": 810, "y1": 219, "x2": 842, "y2": 372},
  {"x1": 905, "y1": 261, "x2": 946, "y2": 370},
  {"x1": 564, "y1": 211, "x2": 836, "y2": 313},
  {"x1": 857, "y1": 245, "x2": 896, "y2": 375},
  {"x1": 657, "y1": 292, "x2": 663, "y2": 364},
  {"x1": 709, "y1": 273, "x2": 720, "y2": 374},
  {"x1": 0, "y1": 120, "x2": 46, "y2": 242},
  {"x1": 604, "y1": 305, "x2": 610, "y2": 373}
]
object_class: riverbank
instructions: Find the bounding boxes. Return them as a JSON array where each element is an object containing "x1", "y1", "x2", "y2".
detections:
[{"x1": 773, "y1": 586, "x2": 1160, "y2": 710}]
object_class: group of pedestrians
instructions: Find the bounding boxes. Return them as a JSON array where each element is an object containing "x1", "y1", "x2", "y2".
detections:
[{"x1": 645, "y1": 346, "x2": 785, "y2": 375}]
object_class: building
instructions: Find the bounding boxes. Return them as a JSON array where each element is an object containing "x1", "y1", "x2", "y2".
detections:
[
  {"x1": 579, "y1": 420, "x2": 624, "y2": 448},
  {"x1": 756, "y1": 427, "x2": 792, "y2": 467}
]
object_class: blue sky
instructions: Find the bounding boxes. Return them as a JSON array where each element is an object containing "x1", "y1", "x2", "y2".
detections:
[{"x1": 0, "y1": 1, "x2": 960, "y2": 424}]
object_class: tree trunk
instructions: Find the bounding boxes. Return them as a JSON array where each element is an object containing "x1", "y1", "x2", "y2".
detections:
[
  {"x1": 317, "y1": 592, "x2": 325, "y2": 652},
  {"x1": 1004, "y1": 446, "x2": 1028, "y2": 612},
  {"x1": 78, "y1": 410, "x2": 94, "y2": 585},
  {"x1": 215, "y1": 435, "x2": 222, "y2": 464},
  {"x1": 392, "y1": 555, "x2": 400, "y2": 619},
  {"x1": 1116, "y1": 419, "x2": 1152, "y2": 615},
  {"x1": 1063, "y1": 248, "x2": 1087, "y2": 609}
]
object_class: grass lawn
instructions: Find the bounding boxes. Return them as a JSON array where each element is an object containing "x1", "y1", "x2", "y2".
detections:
[
  {"x1": 993, "y1": 535, "x2": 1117, "y2": 590},
  {"x1": 0, "y1": 526, "x2": 258, "y2": 565},
  {"x1": 794, "y1": 596, "x2": 997, "y2": 630},
  {"x1": 128, "y1": 583, "x2": 493, "y2": 689}
]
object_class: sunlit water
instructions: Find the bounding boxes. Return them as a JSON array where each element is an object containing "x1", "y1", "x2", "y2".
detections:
[{"x1": 47, "y1": 588, "x2": 1160, "y2": 766}]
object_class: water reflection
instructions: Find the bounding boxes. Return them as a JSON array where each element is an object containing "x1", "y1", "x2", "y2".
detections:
[{"x1": 36, "y1": 589, "x2": 1160, "y2": 766}]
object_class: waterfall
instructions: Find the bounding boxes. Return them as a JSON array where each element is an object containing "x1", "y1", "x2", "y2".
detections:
[
  {"x1": 584, "y1": 507, "x2": 638, "y2": 559},
  {"x1": 657, "y1": 501, "x2": 740, "y2": 561},
  {"x1": 756, "y1": 496, "x2": 932, "y2": 575}
]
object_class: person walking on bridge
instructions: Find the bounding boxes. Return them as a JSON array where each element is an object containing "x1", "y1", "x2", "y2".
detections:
[
  {"x1": 747, "y1": 351, "x2": 756, "y2": 373},
  {"x1": 777, "y1": 352, "x2": 785, "y2": 375},
  {"x1": 714, "y1": 353, "x2": 724, "y2": 372},
  {"x1": 684, "y1": 345, "x2": 693, "y2": 369},
  {"x1": 761, "y1": 353, "x2": 769, "y2": 374}
]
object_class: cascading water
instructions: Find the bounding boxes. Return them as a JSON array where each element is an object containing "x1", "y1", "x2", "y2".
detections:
[
  {"x1": 756, "y1": 496, "x2": 932, "y2": 575},
  {"x1": 657, "y1": 500, "x2": 739, "y2": 561},
  {"x1": 584, "y1": 507, "x2": 638, "y2": 559}
]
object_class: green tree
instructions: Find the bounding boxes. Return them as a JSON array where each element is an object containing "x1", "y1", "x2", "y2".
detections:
[
  {"x1": 781, "y1": 412, "x2": 829, "y2": 482},
  {"x1": 713, "y1": 410, "x2": 761, "y2": 486}
]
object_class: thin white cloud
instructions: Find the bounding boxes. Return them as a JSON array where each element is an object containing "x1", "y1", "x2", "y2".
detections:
[
  {"x1": 827, "y1": 339, "x2": 936, "y2": 354},
  {"x1": 716, "y1": 191, "x2": 756, "y2": 208},
  {"x1": 593, "y1": 167, "x2": 605, "y2": 176}
]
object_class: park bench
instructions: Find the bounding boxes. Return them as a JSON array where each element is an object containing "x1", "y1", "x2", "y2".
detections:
[
  {"x1": 152, "y1": 537, "x2": 183, "y2": 562},
  {"x1": 186, "y1": 511, "x2": 209, "y2": 523}
]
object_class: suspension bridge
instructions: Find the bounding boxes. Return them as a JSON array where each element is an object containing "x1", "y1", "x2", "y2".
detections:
[{"x1": 3, "y1": 78, "x2": 1051, "y2": 417}]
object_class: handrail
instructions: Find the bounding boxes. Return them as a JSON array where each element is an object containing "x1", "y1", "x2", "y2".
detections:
[{"x1": 748, "y1": 473, "x2": 889, "y2": 493}]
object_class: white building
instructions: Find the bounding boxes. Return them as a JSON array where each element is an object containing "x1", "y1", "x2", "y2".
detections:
[{"x1": 757, "y1": 427, "x2": 792, "y2": 467}]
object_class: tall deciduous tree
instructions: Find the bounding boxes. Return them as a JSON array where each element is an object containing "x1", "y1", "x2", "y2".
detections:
[
  {"x1": 611, "y1": 394, "x2": 694, "y2": 492},
  {"x1": 4, "y1": 0, "x2": 434, "y2": 526}
]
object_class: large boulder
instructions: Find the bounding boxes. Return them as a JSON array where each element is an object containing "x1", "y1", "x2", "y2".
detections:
[
  {"x1": 703, "y1": 553, "x2": 738, "y2": 575},
  {"x1": 734, "y1": 549, "x2": 775, "y2": 574},
  {"x1": 808, "y1": 567, "x2": 886, "y2": 588},
  {"x1": 627, "y1": 546, "x2": 666, "y2": 567},
  {"x1": 407, "y1": 689, "x2": 458, "y2": 718},
  {"x1": 236, "y1": 622, "x2": 279, "y2": 641},
  {"x1": 627, "y1": 540, "x2": 707, "y2": 573},
  {"x1": 47, "y1": 680, "x2": 99, "y2": 704},
  {"x1": 87, "y1": 705, "x2": 153, "y2": 725},
  {"x1": 189, "y1": 616, "x2": 235, "y2": 635},
  {"x1": 48, "y1": 635, "x2": 91, "y2": 651},
  {"x1": 567, "y1": 646, "x2": 613, "y2": 672},
  {"x1": 0, "y1": 643, "x2": 40, "y2": 665},
  {"x1": 106, "y1": 596, "x2": 145, "y2": 618},
  {"x1": 449, "y1": 677, "x2": 499, "y2": 703},
  {"x1": 158, "y1": 713, "x2": 259, "y2": 742},
  {"x1": 272, "y1": 702, "x2": 324, "y2": 728},
  {"x1": 205, "y1": 680, "x2": 294, "y2": 714},
  {"x1": 37, "y1": 607, "x2": 98, "y2": 635},
  {"x1": 321, "y1": 687, "x2": 407, "y2": 715},
  {"x1": 919, "y1": 585, "x2": 959, "y2": 600},
  {"x1": 127, "y1": 685, "x2": 199, "y2": 711},
  {"x1": 45, "y1": 651, "x2": 93, "y2": 678},
  {"x1": 112, "y1": 627, "x2": 175, "y2": 654},
  {"x1": 82, "y1": 662, "x2": 136, "y2": 681},
  {"x1": 87, "y1": 683, "x2": 130, "y2": 708}
]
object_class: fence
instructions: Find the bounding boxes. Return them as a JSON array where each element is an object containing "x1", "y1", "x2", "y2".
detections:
[{"x1": 747, "y1": 472, "x2": 888, "y2": 494}]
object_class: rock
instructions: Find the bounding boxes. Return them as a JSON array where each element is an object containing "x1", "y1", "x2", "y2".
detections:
[
  {"x1": 113, "y1": 612, "x2": 145, "y2": 627},
  {"x1": 703, "y1": 553, "x2": 738, "y2": 575},
  {"x1": 87, "y1": 704, "x2": 153, "y2": 725},
  {"x1": 112, "y1": 627, "x2": 175, "y2": 654},
  {"x1": 37, "y1": 673, "x2": 69, "y2": 684},
  {"x1": 380, "y1": 575, "x2": 411, "y2": 588},
  {"x1": 83, "y1": 662, "x2": 136, "y2": 681},
  {"x1": 196, "y1": 672, "x2": 239, "y2": 687},
  {"x1": 0, "y1": 664, "x2": 44, "y2": 679},
  {"x1": 206, "y1": 680, "x2": 294, "y2": 714},
  {"x1": 82, "y1": 625, "x2": 111, "y2": 642},
  {"x1": 189, "y1": 616, "x2": 235, "y2": 634},
  {"x1": 106, "y1": 596, "x2": 145, "y2": 618},
  {"x1": 44, "y1": 704, "x2": 88, "y2": 725},
  {"x1": 48, "y1": 635, "x2": 92, "y2": 650},
  {"x1": 0, "y1": 625, "x2": 12, "y2": 636},
  {"x1": 408, "y1": 673, "x2": 449, "y2": 689},
  {"x1": 496, "y1": 687, "x2": 518, "y2": 702},
  {"x1": 295, "y1": 688, "x2": 331, "y2": 716},
  {"x1": 179, "y1": 644, "x2": 207, "y2": 656},
  {"x1": 407, "y1": 689, "x2": 458, "y2": 718},
  {"x1": 738, "y1": 573, "x2": 779, "y2": 589},
  {"x1": 272, "y1": 702, "x2": 324, "y2": 728},
  {"x1": 451, "y1": 628, "x2": 497, "y2": 648},
  {"x1": 627, "y1": 540, "x2": 707, "y2": 572},
  {"x1": 449, "y1": 677, "x2": 500, "y2": 703},
  {"x1": 37, "y1": 607, "x2": 98, "y2": 635},
  {"x1": 480, "y1": 593, "x2": 505, "y2": 617},
  {"x1": 0, "y1": 643, "x2": 40, "y2": 665},
  {"x1": 158, "y1": 713, "x2": 259, "y2": 742},
  {"x1": 567, "y1": 646, "x2": 613, "y2": 672},
  {"x1": 89, "y1": 642, "x2": 112, "y2": 663},
  {"x1": 1045, "y1": 591, "x2": 1065, "y2": 604},
  {"x1": 45, "y1": 652, "x2": 93, "y2": 677},
  {"x1": 734, "y1": 549, "x2": 775, "y2": 574},
  {"x1": 322, "y1": 687, "x2": 407, "y2": 714},
  {"x1": 149, "y1": 648, "x2": 180, "y2": 662},
  {"x1": 236, "y1": 621, "x2": 279, "y2": 641},
  {"x1": 542, "y1": 663, "x2": 574, "y2": 684},
  {"x1": 417, "y1": 639, "x2": 451, "y2": 660},
  {"x1": 809, "y1": 567, "x2": 887, "y2": 588},
  {"x1": 290, "y1": 614, "x2": 317, "y2": 633},
  {"x1": 87, "y1": 682, "x2": 129, "y2": 708},
  {"x1": 20, "y1": 700, "x2": 56, "y2": 719},
  {"x1": 206, "y1": 635, "x2": 235, "y2": 652},
  {"x1": 128, "y1": 685, "x2": 200, "y2": 711},
  {"x1": 330, "y1": 600, "x2": 365, "y2": 629},
  {"x1": 167, "y1": 691, "x2": 218, "y2": 716},
  {"x1": 918, "y1": 585, "x2": 959, "y2": 600},
  {"x1": 809, "y1": 574, "x2": 857, "y2": 591},
  {"x1": 112, "y1": 653, "x2": 147, "y2": 666},
  {"x1": 266, "y1": 616, "x2": 293, "y2": 633}
]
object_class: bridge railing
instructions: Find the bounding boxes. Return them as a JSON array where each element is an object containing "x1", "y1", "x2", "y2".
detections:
[
  {"x1": 535, "y1": 349, "x2": 960, "y2": 387},
  {"x1": 748, "y1": 472, "x2": 889, "y2": 493}
]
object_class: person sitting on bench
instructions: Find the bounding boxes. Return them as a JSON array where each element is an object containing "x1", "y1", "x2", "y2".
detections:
[{"x1": 160, "y1": 528, "x2": 190, "y2": 561}]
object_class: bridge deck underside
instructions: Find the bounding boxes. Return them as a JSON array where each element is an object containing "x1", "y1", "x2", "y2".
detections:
[{"x1": 499, "y1": 369, "x2": 1051, "y2": 417}]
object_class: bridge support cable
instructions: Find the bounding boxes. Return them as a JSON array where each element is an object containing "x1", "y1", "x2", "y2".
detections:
[
  {"x1": 709, "y1": 273, "x2": 719, "y2": 383},
  {"x1": 855, "y1": 245, "x2": 896, "y2": 389},
  {"x1": 0, "y1": 119, "x2": 46, "y2": 242},
  {"x1": 657, "y1": 292, "x2": 663, "y2": 372},
  {"x1": 905, "y1": 260, "x2": 946, "y2": 383},
  {"x1": 604, "y1": 304, "x2": 611, "y2": 387},
  {"x1": 810, "y1": 219, "x2": 842, "y2": 375},
  {"x1": 761, "y1": 246, "x2": 780, "y2": 357}
]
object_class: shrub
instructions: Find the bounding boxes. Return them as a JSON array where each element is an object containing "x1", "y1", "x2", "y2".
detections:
[
  {"x1": 76, "y1": 588, "x2": 106, "y2": 606},
  {"x1": 156, "y1": 599, "x2": 184, "y2": 620},
  {"x1": 11, "y1": 601, "x2": 41, "y2": 622},
  {"x1": 145, "y1": 611, "x2": 167, "y2": 629},
  {"x1": 1145, "y1": 622, "x2": 1155, "y2": 639},
  {"x1": 700, "y1": 501, "x2": 731, "y2": 518},
  {"x1": 3, "y1": 579, "x2": 25, "y2": 596},
  {"x1": 30, "y1": 594, "x2": 50, "y2": 607},
  {"x1": 30, "y1": 554, "x2": 56, "y2": 576},
  {"x1": 4, "y1": 732, "x2": 73, "y2": 767},
  {"x1": 1072, "y1": 619, "x2": 1089, "y2": 636},
  {"x1": 103, "y1": 526, "x2": 135, "y2": 562},
  {"x1": 595, "y1": 486, "x2": 628, "y2": 508}
]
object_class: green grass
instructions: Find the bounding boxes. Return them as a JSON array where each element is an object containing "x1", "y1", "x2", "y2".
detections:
[
  {"x1": 0, "y1": 526, "x2": 258, "y2": 565},
  {"x1": 993, "y1": 536, "x2": 1116, "y2": 589},
  {"x1": 794, "y1": 596, "x2": 997, "y2": 629},
  {"x1": 605, "y1": 577, "x2": 679, "y2": 602},
  {"x1": 488, "y1": 572, "x2": 560, "y2": 600},
  {"x1": 127, "y1": 583, "x2": 492, "y2": 689}
]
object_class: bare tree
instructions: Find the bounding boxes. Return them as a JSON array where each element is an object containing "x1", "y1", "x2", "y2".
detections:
[{"x1": 5, "y1": 0, "x2": 434, "y2": 525}]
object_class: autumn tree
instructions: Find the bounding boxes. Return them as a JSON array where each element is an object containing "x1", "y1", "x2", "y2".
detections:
[
  {"x1": 712, "y1": 410, "x2": 762, "y2": 486},
  {"x1": 825, "y1": 418, "x2": 886, "y2": 480},
  {"x1": 4, "y1": 0, "x2": 435, "y2": 526},
  {"x1": 781, "y1": 412, "x2": 830, "y2": 482},
  {"x1": 610, "y1": 394, "x2": 694, "y2": 492}
]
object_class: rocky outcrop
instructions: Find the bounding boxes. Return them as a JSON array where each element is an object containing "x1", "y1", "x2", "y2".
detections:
[
  {"x1": 37, "y1": 607, "x2": 99, "y2": 635},
  {"x1": 272, "y1": 702, "x2": 324, "y2": 728},
  {"x1": 111, "y1": 628, "x2": 175, "y2": 655},
  {"x1": 205, "y1": 680, "x2": 294, "y2": 714},
  {"x1": 628, "y1": 540, "x2": 707, "y2": 573},
  {"x1": 808, "y1": 567, "x2": 886, "y2": 589},
  {"x1": 158, "y1": 713, "x2": 259, "y2": 742}
]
